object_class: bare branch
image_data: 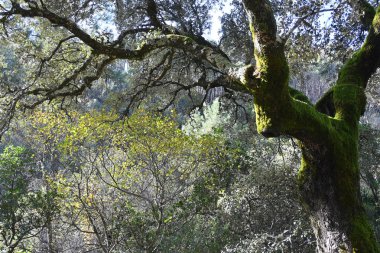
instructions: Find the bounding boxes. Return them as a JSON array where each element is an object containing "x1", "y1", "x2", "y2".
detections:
[
  {"x1": 35, "y1": 35, "x2": 76, "y2": 79},
  {"x1": 24, "y1": 56, "x2": 115, "y2": 109},
  {"x1": 282, "y1": 8, "x2": 336, "y2": 43}
]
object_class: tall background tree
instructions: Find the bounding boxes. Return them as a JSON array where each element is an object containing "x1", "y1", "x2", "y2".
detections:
[{"x1": 0, "y1": 0, "x2": 380, "y2": 252}]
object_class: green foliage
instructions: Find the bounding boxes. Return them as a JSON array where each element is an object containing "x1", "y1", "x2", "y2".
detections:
[
  {"x1": 3, "y1": 97, "x2": 379, "y2": 252},
  {"x1": 0, "y1": 146, "x2": 60, "y2": 252},
  {"x1": 19, "y1": 109, "x2": 233, "y2": 252},
  {"x1": 184, "y1": 99, "x2": 316, "y2": 252},
  {"x1": 0, "y1": 0, "x2": 379, "y2": 251}
]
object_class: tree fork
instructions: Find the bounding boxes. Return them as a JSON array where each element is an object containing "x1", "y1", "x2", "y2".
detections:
[
  {"x1": 1, "y1": 0, "x2": 380, "y2": 251},
  {"x1": 242, "y1": 0, "x2": 380, "y2": 251}
]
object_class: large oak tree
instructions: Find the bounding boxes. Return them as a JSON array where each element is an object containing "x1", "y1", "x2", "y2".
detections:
[{"x1": 0, "y1": 0, "x2": 380, "y2": 251}]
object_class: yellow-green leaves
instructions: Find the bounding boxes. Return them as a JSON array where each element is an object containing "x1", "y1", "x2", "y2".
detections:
[{"x1": 18, "y1": 108, "x2": 230, "y2": 252}]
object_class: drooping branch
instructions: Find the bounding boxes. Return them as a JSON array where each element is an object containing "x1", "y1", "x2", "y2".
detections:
[
  {"x1": 0, "y1": 0, "x2": 339, "y2": 144},
  {"x1": 0, "y1": 1, "x2": 257, "y2": 136},
  {"x1": 0, "y1": 53, "x2": 115, "y2": 137},
  {"x1": 24, "y1": 56, "x2": 115, "y2": 109},
  {"x1": 121, "y1": 48, "x2": 250, "y2": 115},
  {"x1": 35, "y1": 35, "x2": 76, "y2": 79}
]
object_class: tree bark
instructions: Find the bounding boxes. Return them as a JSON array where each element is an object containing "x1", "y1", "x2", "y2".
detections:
[
  {"x1": 241, "y1": 0, "x2": 380, "y2": 252},
  {"x1": 299, "y1": 127, "x2": 378, "y2": 252},
  {"x1": 3, "y1": 0, "x2": 380, "y2": 251}
]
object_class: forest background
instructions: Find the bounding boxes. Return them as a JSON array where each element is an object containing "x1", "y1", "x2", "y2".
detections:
[{"x1": 0, "y1": 0, "x2": 380, "y2": 252}]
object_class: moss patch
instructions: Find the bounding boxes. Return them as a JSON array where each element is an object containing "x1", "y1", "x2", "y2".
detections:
[{"x1": 333, "y1": 84, "x2": 366, "y2": 122}]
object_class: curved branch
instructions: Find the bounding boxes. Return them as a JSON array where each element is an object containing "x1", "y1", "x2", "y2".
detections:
[
  {"x1": 22, "y1": 56, "x2": 115, "y2": 110},
  {"x1": 7, "y1": 2, "x2": 128, "y2": 56},
  {"x1": 348, "y1": 0, "x2": 376, "y2": 30},
  {"x1": 3, "y1": 2, "x2": 232, "y2": 69},
  {"x1": 333, "y1": 5, "x2": 380, "y2": 122},
  {"x1": 35, "y1": 35, "x2": 76, "y2": 79}
]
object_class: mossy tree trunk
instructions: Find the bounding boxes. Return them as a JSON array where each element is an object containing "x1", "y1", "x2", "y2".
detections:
[
  {"x1": 242, "y1": 0, "x2": 380, "y2": 251},
  {"x1": 4, "y1": 0, "x2": 380, "y2": 251}
]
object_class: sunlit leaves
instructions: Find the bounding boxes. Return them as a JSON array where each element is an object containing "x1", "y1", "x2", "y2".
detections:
[{"x1": 22, "y1": 108, "x2": 227, "y2": 251}]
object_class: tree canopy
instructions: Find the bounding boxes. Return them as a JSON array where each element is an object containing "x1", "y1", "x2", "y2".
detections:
[
  {"x1": 1, "y1": 0, "x2": 380, "y2": 252},
  {"x1": 0, "y1": 0, "x2": 377, "y2": 125}
]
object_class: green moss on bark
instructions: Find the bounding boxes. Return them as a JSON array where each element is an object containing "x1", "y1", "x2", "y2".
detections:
[
  {"x1": 297, "y1": 116, "x2": 380, "y2": 252},
  {"x1": 351, "y1": 214, "x2": 379, "y2": 253},
  {"x1": 333, "y1": 85, "x2": 366, "y2": 122},
  {"x1": 289, "y1": 87, "x2": 312, "y2": 105},
  {"x1": 373, "y1": 13, "x2": 380, "y2": 32},
  {"x1": 244, "y1": 3, "x2": 380, "y2": 251}
]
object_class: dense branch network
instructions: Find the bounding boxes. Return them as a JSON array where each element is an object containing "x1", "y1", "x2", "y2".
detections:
[
  {"x1": 0, "y1": 0, "x2": 379, "y2": 141},
  {"x1": 0, "y1": 0, "x2": 250, "y2": 134}
]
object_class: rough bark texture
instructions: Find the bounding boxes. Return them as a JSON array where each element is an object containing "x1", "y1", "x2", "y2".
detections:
[
  {"x1": 242, "y1": 0, "x2": 380, "y2": 252},
  {"x1": 299, "y1": 126, "x2": 378, "y2": 252},
  {"x1": 2, "y1": 0, "x2": 380, "y2": 251}
]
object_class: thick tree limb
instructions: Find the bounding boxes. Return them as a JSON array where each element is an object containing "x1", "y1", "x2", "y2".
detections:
[
  {"x1": 337, "y1": 5, "x2": 380, "y2": 88},
  {"x1": 3, "y1": 1, "x2": 231, "y2": 69},
  {"x1": 347, "y1": 0, "x2": 376, "y2": 30},
  {"x1": 332, "y1": 4, "x2": 380, "y2": 122},
  {"x1": 0, "y1": 0, "x2": 341, "y2": 144},
  {"x1": 242, "y1": 0, "x2": 277, "y2": 47},
  {"x1": 240, "y1": 0, "x2": 330, "y2": 141},
  {"x1": 146, "y1": 0, "x2": 162, "y2": 29},
  {"x1": 241, "y1": 0, "x2": 289, "y2": 94}
]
